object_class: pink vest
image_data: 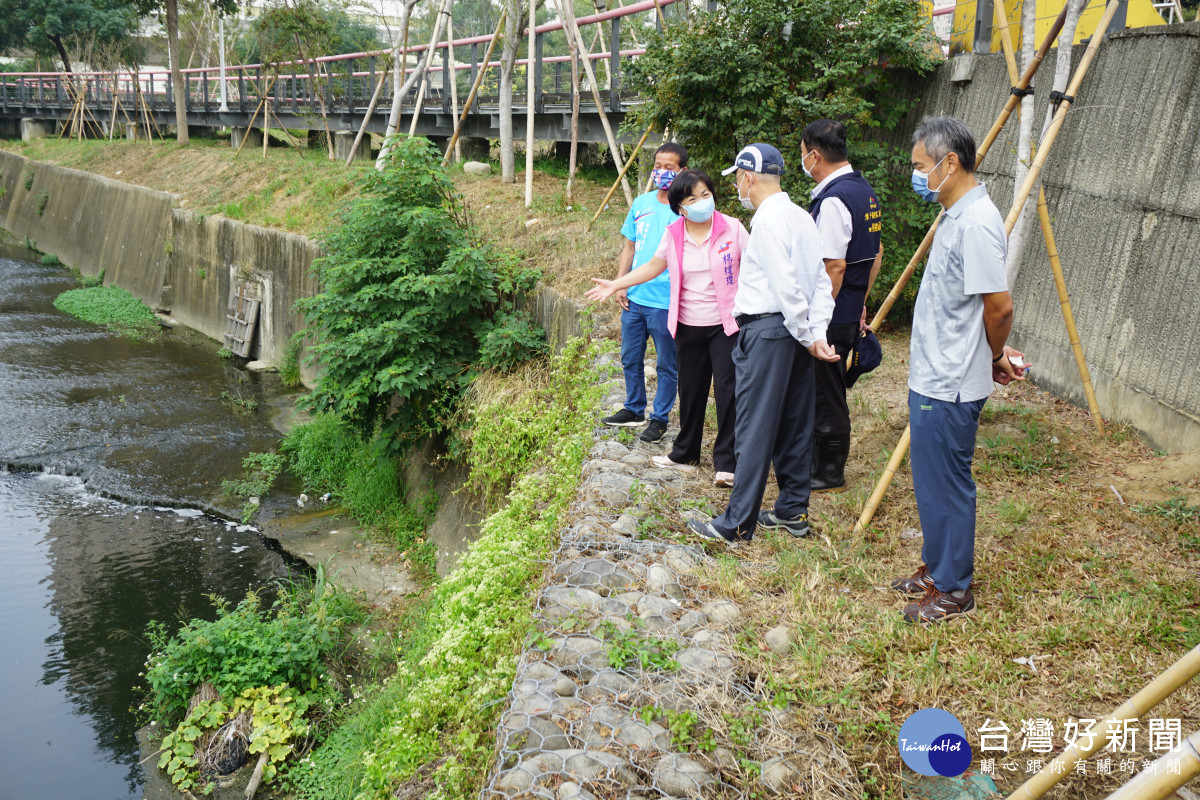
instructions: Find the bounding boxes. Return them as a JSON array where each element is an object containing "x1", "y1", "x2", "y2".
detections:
[{"x1": 665, "y1": 211, "x2": 747, "y2": 337}]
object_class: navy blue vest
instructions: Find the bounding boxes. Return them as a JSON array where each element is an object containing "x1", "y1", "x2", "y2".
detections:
[{"x1": 809, "y1": 171, "x2": 882, "y2": 324}]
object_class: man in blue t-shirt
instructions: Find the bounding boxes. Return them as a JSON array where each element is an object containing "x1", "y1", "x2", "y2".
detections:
[{"x1": 602, "y1": 142, "x2": 687, "y2": 443}]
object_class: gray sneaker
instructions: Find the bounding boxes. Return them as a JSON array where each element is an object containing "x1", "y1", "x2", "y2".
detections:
[
  {"x1": 686, "y1": 518, "x2": 740, "y2": 547},
  {"x1": 758, "y1": 509, "x2": 810, "y2": 538}
]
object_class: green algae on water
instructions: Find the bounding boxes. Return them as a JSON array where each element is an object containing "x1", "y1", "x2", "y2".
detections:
[{"x1": 54, "y1": 285, "x2": 161, "y2": 340}]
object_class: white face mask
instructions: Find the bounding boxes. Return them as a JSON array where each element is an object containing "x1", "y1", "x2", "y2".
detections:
[
  {"x1": 801, "y1": 149, "x2": 818, "y2": 179},
  {"x1": 737, "y1": 173, "x2": 755, "y2": 210}
]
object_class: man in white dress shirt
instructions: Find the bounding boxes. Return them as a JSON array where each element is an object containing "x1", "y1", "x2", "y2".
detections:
[{"x1": 687, "y1": 143, "x2": 840, "y2": 545}]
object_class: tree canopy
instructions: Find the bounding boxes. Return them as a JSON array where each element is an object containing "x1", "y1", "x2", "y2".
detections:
[{"x1": 0, "y1": 0, "x2": 142, "y2": 72}]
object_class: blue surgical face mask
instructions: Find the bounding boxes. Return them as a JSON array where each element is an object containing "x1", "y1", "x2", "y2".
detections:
[
  {"x1": 911, "y1": 154, "x2": 949, "y2": 202},
  {"x1": 682, "y1": 195, "x2": 715, "y2": 223},
  {"x1": 652, "y1": 169, "x2": 679, "y2": 191}
]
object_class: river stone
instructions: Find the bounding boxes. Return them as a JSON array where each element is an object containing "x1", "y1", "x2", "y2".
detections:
[
  {"x1": 613, "y1": 514, "x2": 639, "y2": 536},
  {"x1": 711, "y1": 746, "x2": 738, "y2": 770},
  {"x1": 463, "y1": 160, "x2": 491, "y2": 175},
  {"x1": 557, "y1": 781, "x2": 598, "y2": 800},
  {"x1": 646, "y1": 564, "x2": 676, "y2": 591},
  {"x1": 550, "y1": 635, "x2": 603, "y2": 668},
  {"x1": 582, "y1": 458, "x2": 629, "y2": 476},
  {"x1": 598, "y1": 597, "x2": 629, "y2": 616},
  {"x1": 653, "y1": 754, "x2": 716, "y2": 797},
  {"x1": 690, "y1": 629, "x2": 731, "y2": 648},
  {"x1": 502, "y1": 712, "x2": 571, "y2": 751},
  {"x1": 244, "y1": 360, "x2": 272, "y2": 372},
  {"x1": 621, "y1": 452, "x2": 651, "y2": 466},
  {"x1": 700, "y1": 599, "x2": 741, "y2": 625},
  {"x1": 530, "y1": 749, "x2": 637, "y2": 785},
  {"x1": 541, "y1": 603, "x2": 574, "y2": 623},
  {"x1": 554, "y1": 676, "x2": 578, "y2": 696},
  {"x1": 542, "y1": 586, "x2": 603, "y2": 610},
  {"x1": 582, "y1": 704, "x2": 667, "y2": 751},
  {"x1": 638, "y1": 594, "x2": 678, "y2": 617},
  {"x1": 663, "y1": 549, "x2": 700, "y2": 576},
  {"x1": 676, "y1": 647, "x2": 734, "y2": 674},
  {"x1": 764, "y1": 625, "x2": 796, "y2": 656},
  {"x1": 521, "y1": 661, "x2": 561, "y2": 681},
  {"x1": 589, "y1": 669, "x2": 635, "y2": 694},
  {"x1": 641, "y1": 614, "x2": 674, "y2": 634},
  {"x1": 590, "y1": 441, "x2": 629, "y2": 460},
  {"x1": 761, "y1": 755, "x2": 803, "y2": 794},
  {"x1": 677, "y1": 610, "x2": 709, "y2": 633}
]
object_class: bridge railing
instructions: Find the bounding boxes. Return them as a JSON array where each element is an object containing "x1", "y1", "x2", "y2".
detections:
[{"x1": 0, "y1": 0, "x2": 678, "y2": 123}]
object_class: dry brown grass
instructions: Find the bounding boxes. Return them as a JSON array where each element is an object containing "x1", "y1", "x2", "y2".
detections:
[{"x1": 627, "y1": 328, "x2": 1200, "y2": 799}]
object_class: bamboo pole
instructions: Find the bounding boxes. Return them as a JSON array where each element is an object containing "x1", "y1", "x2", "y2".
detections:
[
  {"x1": 559, "y1": 0, "x2": 633, "y2": 205},
  {"x1": 1006, "y1": 643, "x2": 1200, "y2": 800},
  {"x1": 406, "y1": 62, "x2": 430, "y2": 136},
  {"x1": 447, "y1": 11, "x2": 462, "y2": 162},
  {"x1": 234, "y1": 75, "x2": 277, "y2": 158},
  {"x1": 587, "y1": 124, "x2": 653, "y2": 228},
  {"x1": 868, "y1": 0, "x2": 1070, "y2": 334},
  {"x1": 855, "y1": 0, "x2": 1119, "y2": 534},
  {"x1": 262, "y1": 95, "x2": 270, "y2": 157},
  {"x1": 442, "y1": 8, "x2": 506, "y2": 166},
  {"x1": 1037, "y1": 191, "x2": 1104, "y2": 433},
  {"x1": 524, "y1": 0, "x2": 536, "y2": 208},
  {"x1": 346, "y1": 58, "x2": 394, "y2": 165},
  {"x1": 108, "y1": 75, "x2": 119, "y2": 142},
  {"x1": 1002, "y1": 0, "x2": 1123, "y2": 231},
  {"x1": 1100, "y1": 729, "x2": 1200, "y2": 800},
  {"x1": 853, "y1": 427, "x2": 910, "y2": 534},
  {"x1": 991, "y1": 3, "x2": 1106, "y2": 434}
]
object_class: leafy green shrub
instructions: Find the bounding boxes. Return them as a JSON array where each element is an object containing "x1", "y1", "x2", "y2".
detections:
[
  {"x1": 280, "y1": 333, "x2": 305, "y2": 389},
  {"x1": 35, "y1": 192, "x2": 49, "y2": 216},
  {"x1": 77, "y1": 269, "x2": 104, "y2": 288},
  {"x1": 41, "y1": 253, "x2": 61, "y2": 266},
  {"x1": 142, "y1": 577, "x2": 357, "y2": 727},
  {"x1": 217, "y1": 346, "x2": 235, "y2": 359},
  {"x1": 626, "y1": 0, "x2": 941, "y2": 320},
  {"x1": 281, "y1": 413, "x2": 438, "y2": 564},
  {"x1": 53, "y1": 285, "x2": 160, "y2": 340},
  {"x1": 158, "y1": 684, "x2": 310, "y2": 794},
  {"x1": 22, "y1": 170, "x2": 34, "y2": 190},
  {"x1": 296, "y1": 135, "x2": 544, "y2": 457}
]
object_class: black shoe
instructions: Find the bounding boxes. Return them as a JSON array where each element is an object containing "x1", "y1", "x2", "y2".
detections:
[
  {"x1": 639, "y1": 419, "x2": 667, "y2": 443},
  {"x1": 602, "y1": 408, "x2": 645, "y2": 427},
  {"x1": 758, "y1": 509, "x2": 810, "y2": 538},
  {"x1": 811, "y1": 435, "x2": 850, "y2": 493},
  {"x1": 686, "y1": 518, "x2": 741, "y2": 547}
]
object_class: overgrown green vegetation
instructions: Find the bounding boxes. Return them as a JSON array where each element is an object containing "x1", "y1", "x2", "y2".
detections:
[
  {"x1": 281, "y1": 414, "x2": 438, "y2": 569},
  {"x1": 222, "y1": 451, "x2": 285, "y2": 522},
  {"x1": 626, "y1": 0, "x2": 942, "y2": 318},
  {"x1": 53, "y1": 284, "x2": 159, "y2": 339},
  {"x1": 142, "y1": 569, "x2": 363, "y2": 795},
  {"x1": 297, "y1": 135, "x2": 545, "y2": 457},
  {"x1": 287, "y1": 336, "x2": 606, "y2": 800},
  {"x1": 280, "y1": 332, "x2": 306, "y2": 389}
]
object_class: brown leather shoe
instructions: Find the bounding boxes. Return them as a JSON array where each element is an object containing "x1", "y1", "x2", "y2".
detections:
[
  {"x1": 891, "y1": 564, "x2": 936, "y2": 595},
  {"x1": 903, "y1": 587, "x2": 975, "y2": 625}
]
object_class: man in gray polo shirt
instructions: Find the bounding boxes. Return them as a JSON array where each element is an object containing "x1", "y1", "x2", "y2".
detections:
[{"x1": 891, "y1": 116, "x2": 1027, "y2": 624}]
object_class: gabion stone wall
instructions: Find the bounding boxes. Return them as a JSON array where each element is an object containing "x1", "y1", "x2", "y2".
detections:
[{"x1": 481, "y1": 364, "x2": 864, "y2": 800}]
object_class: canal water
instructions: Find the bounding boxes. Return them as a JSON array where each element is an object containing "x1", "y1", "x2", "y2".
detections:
[{"x1": 0, "y1": 245, "x2": 301, "y2": 798}]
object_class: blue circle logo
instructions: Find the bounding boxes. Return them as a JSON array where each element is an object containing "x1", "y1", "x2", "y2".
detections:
[{"x1": 898, "y1": 709, "x2": 972, "y2": 777}]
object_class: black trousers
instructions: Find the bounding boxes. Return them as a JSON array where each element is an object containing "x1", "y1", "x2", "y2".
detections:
[
  {"x1": 813, "y1": 322, "x2": 859, "y2": 437},
  {"x1": 670, "y1": 323, "x2": 737, "y2": 473},
  {"x1": 713, "y1": 316, "x2": 814, "y2": 538}
]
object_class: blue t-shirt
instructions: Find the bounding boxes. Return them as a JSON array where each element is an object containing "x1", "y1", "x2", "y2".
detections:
[{"x1": 620, "y1": 192, "x2": 677, "y2": 310}]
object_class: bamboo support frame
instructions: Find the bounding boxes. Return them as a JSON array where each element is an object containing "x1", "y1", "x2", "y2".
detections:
[
  {"x1": 1100, "y1": 730, "x2": 1200, "y2": 800},
  {"x1": 1006, "y1": 643, "x2": 1200, "y2": 800},
  {"x1": 524, "y1": 0, "x2": 537, "y2": 208},
  {"x1": 867, "y1": 0, "x2": 1070, "y2": 334},
  {"x1": 559, "y1": 0, "x2": 633, "y2": 205},
  {"x1": 855, "y1": 0, "x2": 1118, "y2": 534},
  {"x1": 588, "y1": 124, "x2": 654, "y2": 228},
  {"x1": 442, "y1": 9, "x2": 506, "y2": 166},
  {"x1": 992, "y1": 0, "x2": 1104, "y2": 434}
]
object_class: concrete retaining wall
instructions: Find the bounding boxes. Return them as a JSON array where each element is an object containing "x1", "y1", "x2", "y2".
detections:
[{"x1": 886, "y1": 23, "x2": 1200, "y2": 452}]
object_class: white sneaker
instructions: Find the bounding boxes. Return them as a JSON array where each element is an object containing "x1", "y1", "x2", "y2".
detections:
[
  {"x1": 713, "y1": 471, "x2": 735, "y2": 488},
  {"x1": 652, "y1": 454, "x2": 697, "y2": 473}
]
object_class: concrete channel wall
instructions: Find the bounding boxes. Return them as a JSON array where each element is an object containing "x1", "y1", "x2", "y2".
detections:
[{"x1": 886, "y1": 23, "x2": 1200, "y2": 452}]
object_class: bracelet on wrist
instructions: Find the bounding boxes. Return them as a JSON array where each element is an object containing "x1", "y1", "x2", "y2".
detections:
[{"x1": 992, "y1": 352, "x2": 1005, "y2": 363}]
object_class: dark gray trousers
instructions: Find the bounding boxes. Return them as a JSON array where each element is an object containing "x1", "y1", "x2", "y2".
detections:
[{"x1": 712, "y1": 316, "x2": 815, "y2": 538}]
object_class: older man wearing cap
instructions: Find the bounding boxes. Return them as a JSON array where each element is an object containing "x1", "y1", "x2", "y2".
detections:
[{"x1": 687, "y1": 143, "x2": 839, "y2": 545}]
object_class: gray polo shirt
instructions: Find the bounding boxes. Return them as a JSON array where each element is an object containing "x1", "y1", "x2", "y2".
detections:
[{"x1": 909, "y1": 183, "x2": 1008, "y2": 403}]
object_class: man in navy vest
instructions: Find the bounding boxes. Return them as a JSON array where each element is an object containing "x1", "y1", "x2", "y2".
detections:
[{"x1": 801, "y1": 119, "x2": 884, "y2": 492}]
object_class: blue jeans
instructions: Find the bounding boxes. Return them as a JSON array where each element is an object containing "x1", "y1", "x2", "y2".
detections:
[
  {"x1": 620, "y1": 300, "x2": 677, "y2": 423},
  {"x1": 909, "y1": 390, "x2": 986, "y2": 593}
]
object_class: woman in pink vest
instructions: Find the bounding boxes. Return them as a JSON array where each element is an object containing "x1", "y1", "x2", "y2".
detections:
[{"x1": 587, "y1": 169, "x2": 748, "y2": 487}]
